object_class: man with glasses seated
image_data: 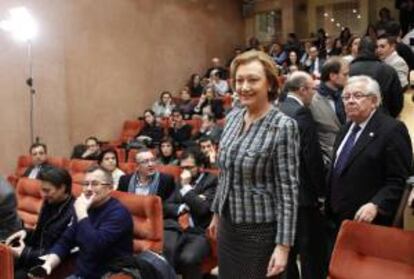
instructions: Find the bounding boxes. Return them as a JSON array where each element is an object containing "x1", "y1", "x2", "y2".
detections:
[
  {"x1": 326, "y1": 75, "x2": 412, "y2": 256},
  {"x1": 118, "y1": 148, "x2": 176, "y2": 201},
  {"x1": 35, "y1": 166, "x2": 133, "y2": 279},
  {"x1": 163, "y1": 151, "x2": 217, "y2": 279}
]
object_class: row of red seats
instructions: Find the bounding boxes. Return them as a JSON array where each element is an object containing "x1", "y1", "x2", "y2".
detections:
[{"x1": 109, "y1": 116, "x2": 226, "y2": 147}]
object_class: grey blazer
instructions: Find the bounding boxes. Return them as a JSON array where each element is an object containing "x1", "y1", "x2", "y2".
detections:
[
  {"x1": 212, "y1": 106, "x2": 299, "y2": 246},
  {"x1": 309, "y1": 92, "x2": 342, "y2": 164}
]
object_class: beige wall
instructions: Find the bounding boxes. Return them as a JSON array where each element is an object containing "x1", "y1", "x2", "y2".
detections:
[{"x1": 0, "y1": 0, "x2": 244, "y2": 176}]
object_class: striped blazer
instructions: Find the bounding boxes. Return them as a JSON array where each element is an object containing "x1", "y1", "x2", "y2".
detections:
[{"x1": 212, "y1": 106, "x2": 299, "y2": 245}]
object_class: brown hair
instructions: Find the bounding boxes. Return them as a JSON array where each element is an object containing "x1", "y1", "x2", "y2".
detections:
[{"x1": 230, "y1": 50, "x2": 279, "y2": 101}]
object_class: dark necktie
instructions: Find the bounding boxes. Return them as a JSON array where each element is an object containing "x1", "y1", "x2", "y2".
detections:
[{"x1": 334, "y1": 124, "x2": 361, "y2": 174}]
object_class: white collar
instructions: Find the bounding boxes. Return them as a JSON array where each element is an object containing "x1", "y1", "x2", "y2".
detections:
[{"x1": 287, "y1": 93, "x2": 304, "y2": 107}]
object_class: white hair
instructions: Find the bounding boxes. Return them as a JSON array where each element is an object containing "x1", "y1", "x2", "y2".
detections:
[{"x1": 344, "y1": 75, "x2": 382, "y2": 106}]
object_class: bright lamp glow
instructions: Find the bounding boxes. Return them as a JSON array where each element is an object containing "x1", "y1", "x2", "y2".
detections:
[{"x1": 0, "y1": 7, "x2": 37, "y2": 41}]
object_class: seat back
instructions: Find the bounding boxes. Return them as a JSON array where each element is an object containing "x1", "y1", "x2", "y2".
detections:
[
  {"x1": 0, "y1": 244, "x2": 14, "y2": 279},
  {"x1": 47, "y1": 157, "x2": 70, "y2": 169},
  {"x1": 328, "y1": 220, "x2": 414, "y2": 279},
  {"x1": 15, "y1": 155, "x2": 32, "y2": 177},
  {"x1": 16, "y1": 178, "x2": 43, "y2": 229},
  {"x1": 120, "y1": 120, "x2": 143, "y2": 143},
  {"x1": 155, "y1": 164, "x2": 182, "y2": 181},
  {"x1": 67, "y1": 159, "x2": 96, "y2": 174},
  {"x1": 119, "y1": 162, "x2": 137, "y2": 174},
  {"x1": 111, "y1": 191, "x2": 163, "y2": 253}
]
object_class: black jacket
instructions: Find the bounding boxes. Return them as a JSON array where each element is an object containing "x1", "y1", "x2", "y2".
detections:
[
  {"x1": 118, "y1": 172, "x2": 176, "y2": 202},
  {"x1": 20, "y1": 195, "x2": 75, "y2": 267},
  {"x1": 164, "y1": 172, "x2": 217, "y2": 232},
  {"x1": 327, "y1": 111, "x2": 412, "y2": 225},
  {"x1": 279, "y1": 96, "x2": 326, "y2": 207},
  {"x1": 22, "y1": 163, "x2": 54, "y2": 178},
  {"x1": 350, "y1": 54, "x2": 403, "y2": 117}
]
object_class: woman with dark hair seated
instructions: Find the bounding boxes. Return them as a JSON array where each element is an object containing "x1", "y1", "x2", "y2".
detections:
[
  {"x1": 152, "y1": 91, "x2": 175, "y2": 118},
  {"x1": 188, "y1": 73, "x2": 204, "y2": 97},
  {"x1": 98, "y1": 148, "x2": 125, "y2": 189},
  {"x1": 134, "y1": 109, "x2": 164, "y2": 148},
  {"x1": 158, "y1": 138, "x2": 179, "y2": 165},
  {"x1": 176, "y1": 87, "x2": 195, "y2": 120},
  {"x1": 193, "y1": 86, "x2": 224, "y2": 119},
  {"x1": 5, "y1": 167, "x2": 74, "y2": 279}
]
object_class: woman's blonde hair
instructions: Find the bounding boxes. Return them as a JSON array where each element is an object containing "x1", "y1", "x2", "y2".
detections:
[{"x1": 230, "y1": 50, "x2": 280, "y2": 101}]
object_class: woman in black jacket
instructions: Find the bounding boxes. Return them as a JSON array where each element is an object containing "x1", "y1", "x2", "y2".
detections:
[
  {"x1": 135, "y1": 109, "x2": 165, "y2": 147},
  {"x1": 6, "y1": 167, "x2": 75, "y2": 279}
]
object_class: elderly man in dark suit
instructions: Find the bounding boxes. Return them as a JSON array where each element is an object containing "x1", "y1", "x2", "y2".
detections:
[
  {"x1": 279, "y1": 71, "x2": 327, "y2": 279},
  {"x1": 327, "y1": 75, "x2": 412, "y2": 246}
]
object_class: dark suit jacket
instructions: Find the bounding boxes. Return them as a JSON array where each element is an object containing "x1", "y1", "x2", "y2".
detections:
[
  {"x1": 22, "y1": 163, "x2": 54, "y2": 178},
  {"x1": 328, "y1": 110, "x2": 412, "y2": 225},
  {"x1": 279, "y1": 96, "x2": 326, "y2": 207},
  {"x1": 117, "y1": 172, "x2": 176, "y2": 202},
  {"x1": 0, "y1": 176, "x2": 21, "y2": 240},
  {"x1": 164, "y1": 172, "x2": 217, "y2": 232}
]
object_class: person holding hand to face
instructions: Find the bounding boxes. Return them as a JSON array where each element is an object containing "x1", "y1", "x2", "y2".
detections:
[
  {"x1": 34, "y1": 166, "x2": 133, "y2": 279},
  {"x1": 163, "y1": 152, "x2": 218, "y2": 279}
]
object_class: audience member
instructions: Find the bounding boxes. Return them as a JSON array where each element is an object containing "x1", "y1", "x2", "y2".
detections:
[
  {"x1": 285, "y1": 33, "x2": 302, "y2": 55},
  {"x1": 269, "y1": 42, "x2": 288, "y2": 66},
  {"x1": 204, "y1": 57, "x2": 228, "y2": 80},
  {"x1": 81, "y1": 136, "x2": 101, "y2": 160},
  {"x1": 365, "y1": 24, "x2": 378, "y2": 42},
  {"x1": 385, "y1": 21, "x2": 414, "y2": 70},
  {"x1": 176, "y1": 87, "x2": 195, "y2": 119},
  {"x1": 163, "y1": 152, "x2": 217, "y2": 279},
  {"x1": 118, "y1": 148, "x2": 176, "y2": 201},
  {"x1": 283, "y1": 50, "x2": 302, "y2": 74},
  {"x1": 38, "y1": 166, "x2": 134, "y2": 279},
  {"x1": 343, "y1": 35, "x2": 361, "y2": 63},
  {"x1": 300, "y1": 41, "x2": 313, "y2": 66},
  {"x1": 152, "y1": 91, "x2": 175, "y2": 118},
  {"x1": 305, "y1": 46, "x2": 325, "y2": 79},
  {"x1": 0, "y1": 176, "x2": 21, "y2": 241},
  {"x1": 314, "y1": 28, "x2": 327, "y2": 57},
  {"x1": 279, "y1": 71, "x2": 326, "y2": 279},
  {"x1": 395, "y1": 0, "x2": 414, "y2": 35},
  {"x1": 339, "y1": 27, "x2": 352, "y2": 47},
  {"x1": 310, "y1": 57, "x2": 348, "y2": 165},
  {"x1": 97, "y1": 149, "x2": 125, "y2": 190},
  {"x1": 158, "y1": 138, "x2": 179, "y2": 166},
  {"x1": 375, "y1": 7, "x2": 394, "y2": 35},
  {"x1": 209, "y1": 69, "x2": 229, "y2": 96},
  {"x1": 134, "y1": 109, "x2": 165, "y2": 147},
  {"x1": 23, "y1": 143, "x2": 52, "y2": 179},
  {"x1": 327, "y1": 75, "x2": 412, "y2": 254},
  {"x1": 195, "y1": 114, "x2": 223, "y2": 144},
  {"x1": 198, "y1": 136, "x2": 218, "y2": 169},
  {"x1": 193, "y1": 87, "x2": 224, "y2": 119},
  {"x1": 350, "y1": 36, "x2": 403, "y2": 117},
  {"x1": 226, "y1": 47, "x2": 243, "y2": 67},
  {"x1": 377, "y1": 34, "x2": 409, "y2": 89},
  {"x1": 168, "y1": 108, "x2": 193, "y2": 148},
  {"x1": 7, "y1": 167, "x2": 74, "y2": 279},
  {"x1": 209, "y1": 50, "x2": 299, "y2": 279},
  {"x1": 187, "y1": 74, "x2": 204, "y2": 98}
]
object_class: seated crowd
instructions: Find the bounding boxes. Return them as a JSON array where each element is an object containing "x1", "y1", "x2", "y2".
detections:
[{"x1": 1, "y1": 15, "x2": 414, "y2": 279}]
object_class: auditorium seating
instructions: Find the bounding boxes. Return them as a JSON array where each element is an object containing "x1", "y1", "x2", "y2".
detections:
[
  {"x1": 0, "y1": 244, "x2": 14, "y2": 279},
  {"x1": 328, "y1": 220, "x2": 414, "y2": 279},
  {"x1": 15, "y1": 178, "x2": 43, "y2": 229},
  {"x1": 109, "y1": 120, "x2": 143, "y2": 147},
  {"x1": 155, "y1": 164, "x2": 182, "y2": 181},
  {"x1": 67, "y1": 159, "x2": 96, "y2": 174},
  {"x1": 119, "y1": 162, "x2": 137, "y2": 174}
]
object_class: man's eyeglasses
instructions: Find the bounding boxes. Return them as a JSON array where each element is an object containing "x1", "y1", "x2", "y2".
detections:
[
  {"x1": 341, "y1": 92, "x2": 373, "y2": 102},
  {"x1": 137, "y1": 158, "x2": 158, "y2": 165},
  {"x1": 80, "y1": 180, "x2": 111, "y2": 187}
]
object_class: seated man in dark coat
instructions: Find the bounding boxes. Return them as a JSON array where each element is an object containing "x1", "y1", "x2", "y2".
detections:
[
  {"x1": 23, "y1": 143, "x2": 53, "y2": 179},
  {"x1": 163, "y1": 152, "x2": 217, "y2": 279},
  {"x1": 118, "y1": 148, "x2": 176, "y2": 202},
  {"x1": 6, "y1": 167, "x2": 75, "y2": 279},
  {"x1": 37, "y1": 166, "x2": 133, "y2": 279}
]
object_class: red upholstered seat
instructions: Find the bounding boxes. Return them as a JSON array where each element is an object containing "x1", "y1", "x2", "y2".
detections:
[
  {"x1": 0, "y1": 244, "x2": 14, "y2": 279},
  {"x1": 108, "y1": 120, "x2": 143, "y2": 147},
  {"x1": 16, "y1": 178, "x2": 43, "y2": 229},
  {"x1": 328, "y1": 220, "x2": 414, "y2": 279},
  {"x1": 67, "y1": 159, "x2": 96, "y2": 174},
  {"x1": 119, "y1": 162, "x2": 137, "y2": 174},
  {"x1": 155, "y1": 164, "x2": 182, "y2": 181}
]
